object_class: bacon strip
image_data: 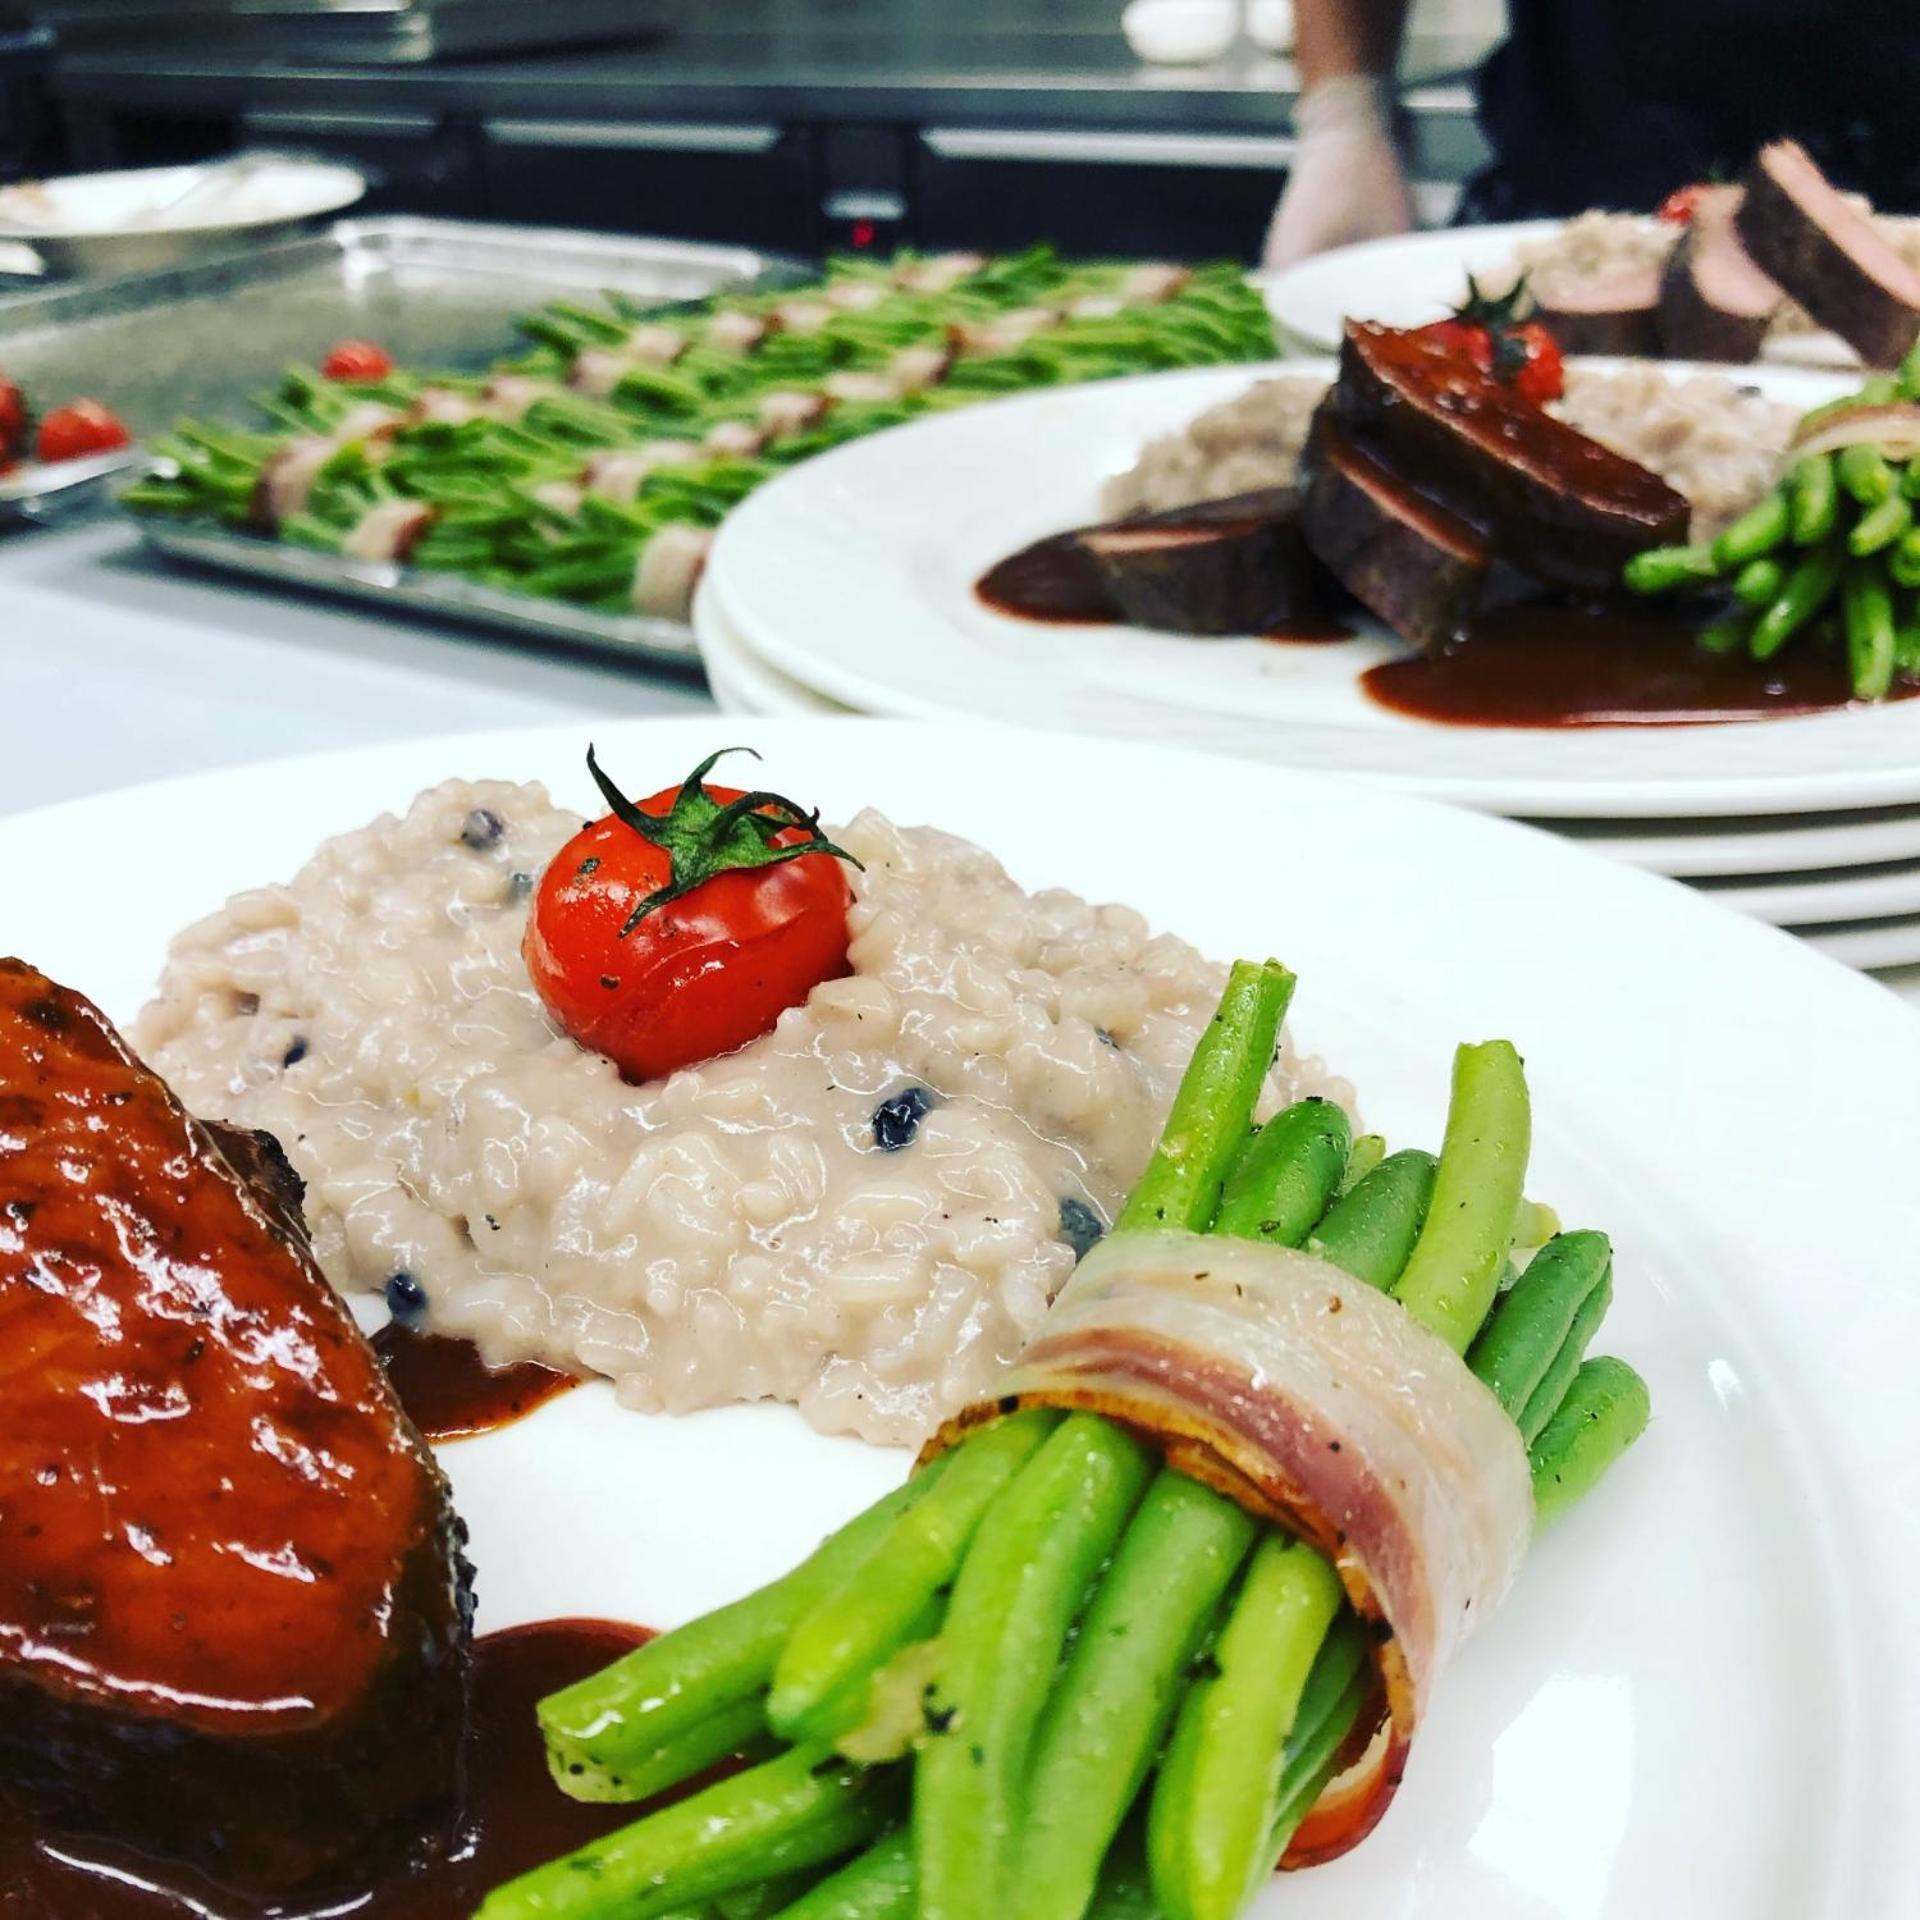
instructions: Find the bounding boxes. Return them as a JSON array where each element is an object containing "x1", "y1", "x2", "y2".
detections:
[{"x1": 929, "y1": 1230, "x2": 1532, "y2": 1864}]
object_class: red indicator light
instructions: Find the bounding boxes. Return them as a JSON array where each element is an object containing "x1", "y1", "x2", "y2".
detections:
[{"x1": 851, "y1": 219, "x2": 877, "y2": 248}]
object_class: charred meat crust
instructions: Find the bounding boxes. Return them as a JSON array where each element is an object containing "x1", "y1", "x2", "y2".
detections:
[
  {"x1": 1736, "y1": 140, "x2": 1920, "y2": 368},
  {"x1": 1658, "y1": 190, "x2": 1780, "y2": 365},
  {"x1": 1534, "y1": 271, "x2": 1663, "y2": 358},
  {"x1": 1077, "y1": 487, "x2": 1342, "y2": 634},
  {"x1": 1299, "y1": 422, "x2": 1489, "y2": 650},
  {"x1": 0, "y1": 958, "x2": 473, "y2": 1898},
  {"x1": 1326, "y1": 322, "x2": 1690, "y2": 592}
]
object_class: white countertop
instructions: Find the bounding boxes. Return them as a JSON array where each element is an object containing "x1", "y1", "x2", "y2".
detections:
[
  {"x1": 0, "y1": 521, "x2": 714, "y2": 814},
  {"x1": 6, "y1": 519, "x2": 1919, "y2": 1013}
]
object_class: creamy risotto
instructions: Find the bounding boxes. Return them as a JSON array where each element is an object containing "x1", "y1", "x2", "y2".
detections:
[
  {"x1": 1104, "y1": 365, "x2": 1798, "y2": 542},
  {"x1": 137, "y1": 780, "x2": 1344, "y2": 1445}
]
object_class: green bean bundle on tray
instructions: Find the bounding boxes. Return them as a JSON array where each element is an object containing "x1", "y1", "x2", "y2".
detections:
[
  {"x1": 1625, "y1": 338, "x2": 1920, "y2": 698},
  {"x1": 121, "y1": 248, "x2": 1277, "y2": 626},
  {"x1": 475, "y1": 959, "x2": 1648, "y2": 1920}
]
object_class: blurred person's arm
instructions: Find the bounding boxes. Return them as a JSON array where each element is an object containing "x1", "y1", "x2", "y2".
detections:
[{"x1": 1262, "y1": 0, "x2": 1417, "y2": 267}]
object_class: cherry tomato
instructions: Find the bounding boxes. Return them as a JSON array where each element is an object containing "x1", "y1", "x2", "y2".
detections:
[
  {"x1": 0, "y1": 376, "x2": 26, "y2": 459},
  {"x1": 35, "y1": 400, "x2": 129, "y2": 465},
  {"x1": 1657, "y1": 184, "x2": 1707, "y2": 224},
  {"x1": 1417, "y1": 272, "x2": 1566, "y2": 407},
  {"x1": 524, "y1": 749, "x2": 858, "y2": 1083},
  {"x1": 1502, "y1": 320, "x2": 1564, "y2": 406},
  {"x1": 323, "y1": 339, "x2": 395, "y2": 382}
]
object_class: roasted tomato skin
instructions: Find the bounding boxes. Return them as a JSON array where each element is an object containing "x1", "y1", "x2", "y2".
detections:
[
  {"x1": 323, "y1": 339, "x2": 395, "y2": 381},
  {"x1": 36, "y1": 399, "x2": 129, "y2": 463},
  {"x1": 524, "y1": 782, "x2": 854, "y2": 1082}
]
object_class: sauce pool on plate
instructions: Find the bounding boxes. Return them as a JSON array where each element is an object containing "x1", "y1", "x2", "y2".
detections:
[
  {"x1": 1363, "y1": 605, "x2": 1920, "y2": 727},
  {"x1": 0, "y1": 1621, "x2": 657, "y2": 1918},
  {"x1": 372, "y1": 1323, "x2": 580, "y2": 1442}
]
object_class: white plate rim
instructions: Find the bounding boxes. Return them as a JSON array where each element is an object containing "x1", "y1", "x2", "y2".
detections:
[{"x1": 1251, "y1": 219, "x2": 1865, "y2": 368}]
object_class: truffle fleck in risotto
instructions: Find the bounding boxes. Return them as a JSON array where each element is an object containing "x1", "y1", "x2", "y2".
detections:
[{"x1": 137, "y1": 779, "x2": 1345, "y2": 1444}]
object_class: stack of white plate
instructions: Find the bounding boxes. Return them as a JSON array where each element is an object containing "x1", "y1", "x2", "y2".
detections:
[{"x1": 695, "y1": 360, "x2": 1920, "y2": 971}]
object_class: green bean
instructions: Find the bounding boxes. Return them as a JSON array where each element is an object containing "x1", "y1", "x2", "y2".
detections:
[
  {"x1": 1851, "y1": 492, "x2": 1913, "y2": 557},
  {"x1": 1334, "y1": 1131, "x2": 1386, "y2": 1196},
  {"x1": 1838, "y1": 442, "x2": 1895, "y2": 507},
  {"x1": 1750, "y1": 541, "x2": 1845, "y2": 660},
  {"x1": 1145, "y1": 1537, "x2": 1345, "y2": 1920},
  {"x1": 1891, "y1": 529, "x2": 1920, "y2": 589},
  {"x1": 1015, "y1": 1473, "x2": 1260, "y2": 1920},
  {"x1": 1899, "y1": 336, "x2": 1920, "y2": 401},
  {"x1": 1788, "y1": 453, "x2": 1839, "y2": 545},
  {"x1": 1710, "y1": 490, "x2": 1790, "y2": 569},
  {"x1": 1896, "y1": 593, "x2": 1920, "y2": 676},
  {"x1": 1844, "y1": 559, "x2": 1899, "y2": 700},
  {"x1": 1466, "y1": 1231, "x2": 1612, "y2": 1420},
  {"x1": 1516, "y1": 1272, "x2": 1613, "y2": 1445},
  {"x1": 915, "y1": 1414, "x2": 1155, "y2": 1920},
  {"x1": 1529, "y1": 1357, "x2": 1652, "y2": 1529},
  {"x1": 769, "y1": 1411, "x2": 1058, "y2": 1741},
  {"x1": 1696, "y1": 609, "x2": 1753, "y2": 654},
  {"x1": 475, "y1": 1745, "x2": 901, "y2": 1920},
  {"x1": 1253, "y1": 1615, "x2": 1372, "y2": 1873},
  {"x1": 1902, "y1": 458, "x2": 1920, "y2": 500},
  {"x1": 1622, "y1": 542, "x2": 1721, "y2": 594},
  {"x1": 1305, "y1": 1147, "x2": 1437, "y2": 1290},
  {"x1": 1733, "y1": 556, "x2": 1786, "y2": 607},
  {"x1": 717, "y1": 1871, "x2": 818, "y2": 1919},
  {"x1": 768, "y1": 1830, "x2": 914, "y2": 1920},
  {"x1": 1113, "y1": 960, "x2": 1296, "y2": 1234},
  {"x1": 1213, "y1": 1097, "x2": 1353, "y2": 1246},
  {"x1": 1391, "y1": 1041, "x2": 1532, "y2": 1353},
  {"x1": 540, "y1": 1473, "x2": 936, "y2": 1797}
]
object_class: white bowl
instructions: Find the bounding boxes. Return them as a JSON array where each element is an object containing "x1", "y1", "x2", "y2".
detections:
[
  {"x1": 1246, "y1": 0, "x2": 1294, "y2": 52},
  {"x1": 0, "y1": 157, "x2": 366, "y2": 279},
  {"x1": 1122, "y1": 0, "x2": 1238, "y2": 66}
]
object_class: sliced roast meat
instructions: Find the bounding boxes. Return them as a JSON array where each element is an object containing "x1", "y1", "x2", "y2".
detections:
[
  {"x1": 1735, "y1": 140, "x2": 1920, "y2": 366},
  {"x1": 0, "y1": 959, "x2": 471, "y2": 1899},
  {"x1": 1658, "y1": 188, "x2": 1780, "y2": 363},
  {"x1": 1299, "y1": 422, "x2": 1489, "y2": 648},
  {"x1": 1534, "y1": 269, "x2": 1663, "y2": 358},
  {"x1": 1078, "y1": 487, "x2": 1341, "y2": 635},
  {"x1": 1328, "y1": 322, "x2": 1691, "y2": 590}
]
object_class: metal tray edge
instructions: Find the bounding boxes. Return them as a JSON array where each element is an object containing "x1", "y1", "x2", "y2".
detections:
[{"x1": 138, "y1": 520, "x2": 705, "y2": 670}]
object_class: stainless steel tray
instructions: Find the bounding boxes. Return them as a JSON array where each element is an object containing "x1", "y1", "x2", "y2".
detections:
[
  {"x1": 140, "y1": 520, "x2": 704, "y2": 668},
  {"x1": 0, "y1": 214, "x2": 793, "y2": 538}
]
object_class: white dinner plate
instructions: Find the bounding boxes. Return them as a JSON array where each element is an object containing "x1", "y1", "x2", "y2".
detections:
[
  {"x1": 6, "y1": 716, "x2": 1918, "y2": 1915},
  {"x1": 1696, "y1": 857, "x2": 1920, "y2": 926},
  {"x1": 1795, "y1": 912, "x2": 1920, "y2": 969},
  {"x1": 704, "y1": 361, "x2": 1920, "y2": 819},
  {"x1": 1536, "y1": 804, "x2": 1920, "y2": 878},
  {"x1": 1252, "y1": 221, "x2": 1861, "y2": 368},
  {"x1": 695, "y1": 575, "x2": 848, "y2": 716}
]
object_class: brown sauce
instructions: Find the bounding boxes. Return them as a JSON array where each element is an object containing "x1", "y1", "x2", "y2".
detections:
[
  {"x1": 373, "y1": 1323, "x2": 580, "y2": 1443},
  {"x1": 975, "y1": 530, "x2": 1114, "y2": 623},
  {"x1": 0, "y1": 1620, "x2": 657, "y2": 1919},
  {"x1": 1264, "y1": 619, "x2": 1357, "y2": 644},
  {"x1": 1363, "y1": 605, "x2": 1920, "y2": 728}
]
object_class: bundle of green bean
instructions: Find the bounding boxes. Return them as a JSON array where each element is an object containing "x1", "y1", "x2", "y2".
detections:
[
  {"x1": 1624, "y1": 340, "x2": 1920, "y2": 699},
  {"x1": 122, "y1": 248, "x2": 1276, "y2": 620},
  {"x1": 476, "y1": 960, "x2": 1648, "y2": 1920}
]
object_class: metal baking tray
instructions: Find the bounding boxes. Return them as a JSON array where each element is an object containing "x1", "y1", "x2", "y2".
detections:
[
  {"x1": 139, "y1": 521, "x2": 706, "y2": 667},
  {"x1": 0, "y1": 215, "x2": 795, "y2": 629}
]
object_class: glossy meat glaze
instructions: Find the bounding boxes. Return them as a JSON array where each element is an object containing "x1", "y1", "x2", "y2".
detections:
[{"x1": 0, "y1": 958, "x2": 471, "y2": 1897}]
